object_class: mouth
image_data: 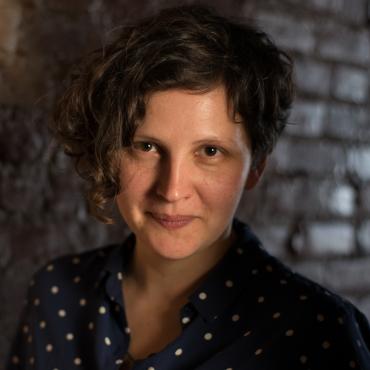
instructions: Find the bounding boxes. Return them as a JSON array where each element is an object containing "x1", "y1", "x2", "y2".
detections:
[{"x1": 149, "y1": 212, "x2": 195, "y2": 230}]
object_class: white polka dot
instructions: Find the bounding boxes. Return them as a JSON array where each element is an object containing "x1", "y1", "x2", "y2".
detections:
[
  {"x1": 148, "y1": 367, "x2": 155, "y2": 370},
  {"x1": 181, "y1": 316, "x2": 191, "y2": 325},
  {"x1": 66, "y1": 333, "x2": 74, "y2": 341},
  {"x1": 29, "y1": 356, "x2": 35, "y2": 365},
  {"x1": 285, "y1": 329, "x2": 294, "y2": 336},
  {"x1": 232, "y1": 314, "x2": 240, "y2": 322},
  {"x1": 51, "y1": 286, "x2": 59, "y2": 294},
  {"x1": 73, "y1": 276, "x2": 81, "y2": 283},
  {"x1": 244, "y1": 330, "x2": 252, "y2": 336},
  {"x1": 124, "y1": 326, "x2": 131, "y2": 334},
  {"x1": 299, "y1": 295, "x2": 308, "y2": 300},
  {"x1": 27, "y1": 335, "x2": 32, "y2": 343},
  {"x1": 23, "y1": 325, "x2": 29, "y2": 333},
  {"x1": 225, "y1": 280, "x2": 234, "y2": 287},
  {"x1": 257, "y1": 296, "x2": 265, "y2": 303},
  {"x1": 198, "y1": 292, "x2": 207, "y2": 300},
  {"x1": 58, "y1": 309, "x2": 66, "y2": 317},
  {"x1": 11, "y1": 356, "x2": 20, "y2": 364},
  {"x1": 299, "y1": 355, "x2": 308, "y2": 364},
  {"x1": 115, "y1": 359, "x2": 124, "y2": 365},
  {"x1": 322, "y1": 341, "x2": 330, "y2": 349},
  {"x1": 74, "y1": 357, "x2": 82, "y2": 365},
  {"x1": 99, "y1": 306, "x2": 107, "y2": 314},
  {"x1": 46, "y1": 264, "x2": 54, "y2": 272},
  {"x1": 104, "y1": 337, "x2": 111, "y2": 346},
  {"x1": 34, "y1": 298, "x2": 40, "y2": 306},
  {"x1": 255, "y1": 348, "x2": 263, "y2": 356},
  {"x1": 226, "y1": 368, "x2": 233, "y2": 370},
  {"x1": 40, "y1": 320, "x2": 46, "y2": 329},
  {"x1": 272, "y1": 312, "x2": 281, "y2": 319},
  {"x1": 204, "y1": 332, "x2": 213, "y2": 341},
  {"x1": 175, "y1": 348, "x2": 183, "y2": 356},
  {"x1": 88, "y1": 322, "x2": 94, "y2": 330},
  {"x1": 46, "y1": 344, "x2": 53, "y2": 352},
  {"x1": 117, "y1": 272, "x2": 123, "y2": 280},
  {"x1": 79, "y1": 298, "x2": 87, "y2": 306},
  {"x1": 72, "y1": 257, "x2": 80, "y2": 264}
]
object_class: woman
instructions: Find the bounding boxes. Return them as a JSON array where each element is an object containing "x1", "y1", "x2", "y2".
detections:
[{"x1": 7, "y1": 4, "x2": 370, "y2": 370}]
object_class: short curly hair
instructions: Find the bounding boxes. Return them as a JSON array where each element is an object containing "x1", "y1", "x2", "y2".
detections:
[{"x1": 52, "y1": 4, "x2": 295, "y2": 224}]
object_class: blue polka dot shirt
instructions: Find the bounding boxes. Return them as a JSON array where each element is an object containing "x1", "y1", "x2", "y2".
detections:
[{"x1": 6, "y1": 218, "x2": 370, "y2": 369}]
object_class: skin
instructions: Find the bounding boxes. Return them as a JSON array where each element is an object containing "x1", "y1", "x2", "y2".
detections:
[
  {"x1": 116, "y1": 84, "x2": 267, "y2": 292},
  {"x1": 115, "y1": 85, "x2": 266, "y2": 358}
]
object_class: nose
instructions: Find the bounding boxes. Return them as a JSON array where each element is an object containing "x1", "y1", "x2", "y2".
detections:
[{"x1": 154, "y1": 155, "x2": 192, "y2": 202}]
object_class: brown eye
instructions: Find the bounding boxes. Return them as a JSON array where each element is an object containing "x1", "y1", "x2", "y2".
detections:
[
  {"x1": 134, "y1": 142, "x2": 156, "y2": 152},
  {"x1": 203, "y1": 146, "x2": 220, "y2": 157}
]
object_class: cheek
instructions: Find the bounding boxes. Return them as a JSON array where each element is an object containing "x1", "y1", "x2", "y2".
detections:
[
  {"x1": 119, "y1": 158, "x2": 154, "y2": 195},
  {"x1": 116, "y1": 162, "x2": 154, "y2": 217},
  {"x1": 201, "y1": 165, "x2": 248, "y2": 210}
]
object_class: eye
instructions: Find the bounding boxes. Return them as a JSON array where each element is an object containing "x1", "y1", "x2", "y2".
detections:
[
  {"x1": 202, "y1": 146, "x2": 222, "y2": 157},
  {"x1": 133, "y1": 142, "x2": 157, "y2": 152}
]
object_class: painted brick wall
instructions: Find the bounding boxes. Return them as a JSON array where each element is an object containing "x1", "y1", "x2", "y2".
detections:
[{"x1": 1, "y1": 0, "x2": 369, "y2": 364}]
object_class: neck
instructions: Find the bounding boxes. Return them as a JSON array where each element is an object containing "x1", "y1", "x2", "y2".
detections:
[{"x1": 126, "y1": 227, "x2": 236, "y2": 303}]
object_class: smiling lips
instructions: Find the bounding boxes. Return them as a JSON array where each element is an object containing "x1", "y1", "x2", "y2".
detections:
[{"x1": 150, "y1": 213, "x2": 195, "y2": 229}]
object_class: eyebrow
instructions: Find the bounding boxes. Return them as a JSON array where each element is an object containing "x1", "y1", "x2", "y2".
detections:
[{"x1": 133, "y1": 135, "x2": 236, "y2": 146}]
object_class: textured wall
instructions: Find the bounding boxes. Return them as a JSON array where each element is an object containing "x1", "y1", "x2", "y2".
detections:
[{"x1": 1, "y1": 0, "x2": 370, "y2": 365}]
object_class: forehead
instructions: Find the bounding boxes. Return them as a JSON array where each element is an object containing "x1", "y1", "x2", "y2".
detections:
[
  {"x1": 136, "y1": 86, "x2": 249, "y2": 145},
  {"x1": 144, "y1": 86, "x2": 235, "y2": 119}
]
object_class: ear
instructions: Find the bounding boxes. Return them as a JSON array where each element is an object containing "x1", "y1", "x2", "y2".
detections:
[{"x1": 245, "y1": 157, "x2": 267, "y2": 190}]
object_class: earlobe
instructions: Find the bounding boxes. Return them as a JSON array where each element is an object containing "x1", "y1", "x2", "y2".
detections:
[{"x1": 245, "y1": 158, "x2": 267, "y2": 190}]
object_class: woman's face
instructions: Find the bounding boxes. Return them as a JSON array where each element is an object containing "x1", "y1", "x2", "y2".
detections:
[{"x1": 116, "y1": 85, "x2": 263, "y2": 261}]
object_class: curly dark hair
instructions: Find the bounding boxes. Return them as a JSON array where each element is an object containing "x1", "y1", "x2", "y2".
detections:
[{"x1": 52, "y1": 4, "x2": 295, "y2": 224}]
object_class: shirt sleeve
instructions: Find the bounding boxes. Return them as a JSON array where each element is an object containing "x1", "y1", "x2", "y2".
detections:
[
  {"x1": 275, "y1": 301, "x2": 370, "y2": 370},
  {"x1": 5, "y1": 269, "x2": 51, "y2": 370},
  {"x1": 240, "y1": 295, "x2": 370, "y2": 370}
]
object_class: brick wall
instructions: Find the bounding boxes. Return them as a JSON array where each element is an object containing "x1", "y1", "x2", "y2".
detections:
[{"x1": 1, "y1": 0, "x2": 370, "y2": 364}]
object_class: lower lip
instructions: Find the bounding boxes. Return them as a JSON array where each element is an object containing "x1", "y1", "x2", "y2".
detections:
[{"x1": 150, "y1": 214, "x2": 194, "y2": 230}]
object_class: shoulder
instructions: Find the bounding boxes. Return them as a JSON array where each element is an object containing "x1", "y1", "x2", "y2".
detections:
[
  {"x1": 27, "y1": 243, "x2": 120, "y2": 301},
  {"x1": 247, "y1": 248, "x2": 370, "y2": 367},
  {"x1": 252, "y1": 246, "x2": 367, "y2": 326},
  {"x1": 232, "y1": 221, "x2": 367, "y2": 326}
]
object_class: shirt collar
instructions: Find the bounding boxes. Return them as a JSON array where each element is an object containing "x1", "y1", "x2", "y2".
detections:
[
  {"x1": 189, "y1": 218, "x2": 265, "y2": 322},
  {"x1": 98, "y1": 217, "x2": 266, "y2": 322}
]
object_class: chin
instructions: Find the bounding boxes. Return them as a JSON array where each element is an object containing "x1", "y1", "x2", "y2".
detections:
[{"x1": 148, "y1": 235, "x2": 202, "y2": 261}]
